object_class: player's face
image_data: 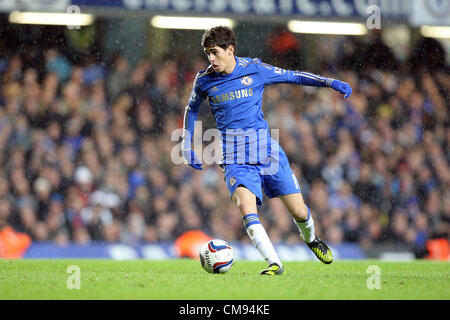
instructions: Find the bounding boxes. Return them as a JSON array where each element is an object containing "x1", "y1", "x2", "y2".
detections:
[{"x1": 204, "y1": 45, "x2": 235, "y2": 74}]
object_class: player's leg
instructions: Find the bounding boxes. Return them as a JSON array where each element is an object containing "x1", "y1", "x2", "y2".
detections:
[
  {"x1": 231, "y1": 186, "x2": 284, "y2": 275},
  {"x1": 279, "y1": 193, "x2": 333, "y2": 264},
  {"x1": 279, "y1": 193, "x2": 314, "y2": 242},
  {"x1": 260, "y1": 147, "x2": 333, "y2": 264}
]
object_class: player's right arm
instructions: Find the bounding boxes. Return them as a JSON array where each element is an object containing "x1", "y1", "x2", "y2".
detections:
[{"x1": 182, "y1": 72, "x2": 207, "y2": 170}]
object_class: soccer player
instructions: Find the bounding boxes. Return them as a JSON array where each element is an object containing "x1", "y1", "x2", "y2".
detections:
[{"x1": 181, "y1": 26, "x2": 352, "y2": 275}]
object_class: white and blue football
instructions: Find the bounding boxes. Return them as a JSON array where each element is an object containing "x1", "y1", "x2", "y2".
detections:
[{"x1": 199, "y1": 239, "x2": 234, "y2": 274}]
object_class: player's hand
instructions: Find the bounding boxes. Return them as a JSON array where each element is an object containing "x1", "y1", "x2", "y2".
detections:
[
  {"x1": 182, "y1": 149, "x2": 203, "y2": 170},
  {"x1": 331, "y1": 80, "x2": 352, "y2": 99}
]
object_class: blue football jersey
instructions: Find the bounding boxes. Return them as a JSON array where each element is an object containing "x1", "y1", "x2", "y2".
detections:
[{"x1": 183, "y1": 56, "x2": 332, "y2": 165}]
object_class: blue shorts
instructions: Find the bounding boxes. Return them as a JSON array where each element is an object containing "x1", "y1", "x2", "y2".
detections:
[{"x1": 221, "y1": 148, "x2": 301, "y2": 205}]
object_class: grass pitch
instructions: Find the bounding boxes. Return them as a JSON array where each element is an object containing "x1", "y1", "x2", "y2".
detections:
[{"x1": 0, "y1": 259, "x2": 448, "y2": 300}]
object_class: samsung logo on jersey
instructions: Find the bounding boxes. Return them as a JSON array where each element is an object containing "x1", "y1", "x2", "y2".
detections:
[{"x1": 210, "y1": 88, "x2": 254, "y2": 104}]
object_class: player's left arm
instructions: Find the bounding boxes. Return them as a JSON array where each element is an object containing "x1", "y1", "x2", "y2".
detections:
[{"x1": 254, "y1": 58, "x2": 352, "y2": 99}]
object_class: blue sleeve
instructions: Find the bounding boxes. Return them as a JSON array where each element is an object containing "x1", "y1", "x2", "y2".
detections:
[
  {"x1": 254, "y1": 58, "x2": 334, "y2": 87},
  {"x1": 182, "y1": 73, "x2": 206, "y2": 150}
]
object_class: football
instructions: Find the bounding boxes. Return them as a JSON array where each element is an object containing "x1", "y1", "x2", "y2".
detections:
[{"x1": 199, "y1": 239, "x2": 234, "y2": 274}]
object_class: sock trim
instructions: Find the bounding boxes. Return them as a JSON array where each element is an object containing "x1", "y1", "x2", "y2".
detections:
[{"x1": 243, "y1": 213, "x2": 261, "y2": 229}]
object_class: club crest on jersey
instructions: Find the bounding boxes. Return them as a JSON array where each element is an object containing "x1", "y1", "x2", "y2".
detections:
[
  {"x1": 241, "y1": 76, "x2": 253, "y2": 87},
  {"x1": 229, "y1": 177, "x2": 236, "y2": 186}
]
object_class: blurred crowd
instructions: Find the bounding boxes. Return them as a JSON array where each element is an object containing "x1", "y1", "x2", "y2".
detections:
[{"x1": 0, "y1": 34, "x2": 448, "y2": 257}]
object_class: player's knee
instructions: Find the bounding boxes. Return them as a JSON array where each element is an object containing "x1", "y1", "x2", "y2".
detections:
[
  {"x1": 290, "y1": 203, "x2": 308, "y2": 221},
  {"x1": 233, "y1": 196, "x2": 255, "y2": 213},
  {"x1": 232, "y1": 188, "x2": 257, "y2": 215},
  {"x1": 237, "y1": 201, "x2": 256, "y2": 215}
]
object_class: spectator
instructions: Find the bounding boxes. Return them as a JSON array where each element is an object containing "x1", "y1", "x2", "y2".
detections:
[{"x1": 45, "y1": 48, "x2": 72, "y2": 83}]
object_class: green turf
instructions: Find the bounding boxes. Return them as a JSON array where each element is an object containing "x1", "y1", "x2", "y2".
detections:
[{"x1": 0, "y1": 259, "x2": 448, "y2": 300}]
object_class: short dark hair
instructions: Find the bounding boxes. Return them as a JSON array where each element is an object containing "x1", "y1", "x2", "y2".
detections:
[{"x1": 201, "y1": 26, "x2": 236, "y2": 51}]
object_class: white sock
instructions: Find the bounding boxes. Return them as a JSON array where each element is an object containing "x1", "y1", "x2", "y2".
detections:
[
  {"x1": 294, "y1": 206, "x2": 316, "y2": 244},
  {"x1": 243, "y1": 214, "x2": 282, "y2": 266}
]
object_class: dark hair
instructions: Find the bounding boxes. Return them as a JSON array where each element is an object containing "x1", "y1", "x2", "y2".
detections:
[{"x1": 201, "y1": 26, "x2": 236, "y2": 51}]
